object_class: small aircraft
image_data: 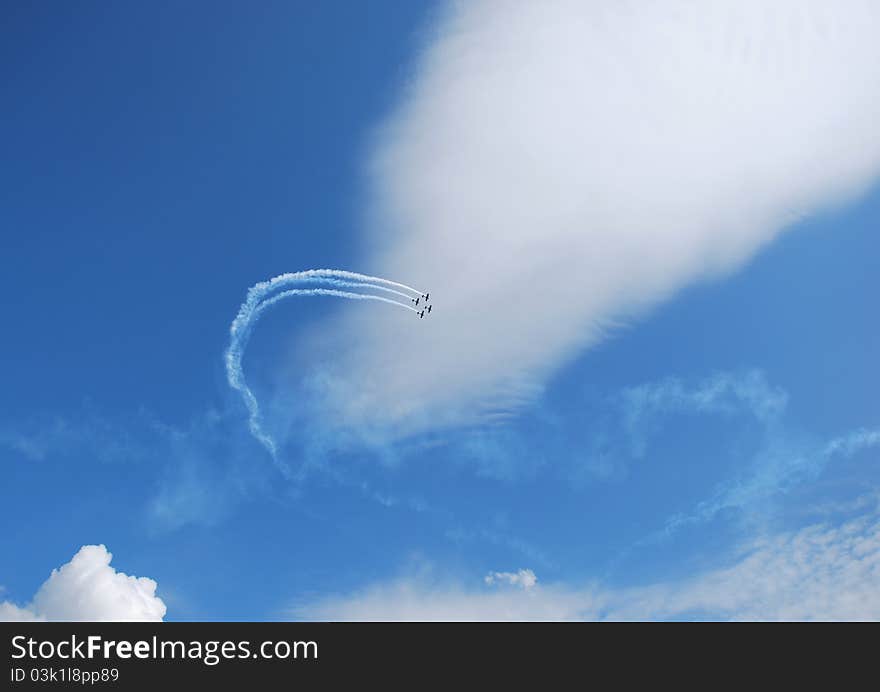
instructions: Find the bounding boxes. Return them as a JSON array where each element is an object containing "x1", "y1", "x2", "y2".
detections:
[
  {"x1": 418, "y1": 308, "x2": 426, "y2": 318},
  {"x1": 411, "y1": 296, "x2": 420, "y2": 306},
  {"x1": 423, "y1": 293, "x2": 430, "y2": 301},
  {"x1": 426, "y1": 305, "x2": 432, "y2": 314}
]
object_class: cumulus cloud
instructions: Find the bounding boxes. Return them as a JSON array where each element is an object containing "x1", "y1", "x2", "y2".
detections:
[
  {"x1": 0, "y1": 602, "x2": 42, "y2": 622},
  {"x1": 485, "y1": 569, "x2": 538, "y2": 590},
  {"x1": 302, "y1": 0, "x2": 880, "y2": 434},
  {"x1": 0, "y1": 545, "x2": 166, "y2": 622},
  {"x1": 294, "y1": 499, "x2": 880, "y2": 621}
]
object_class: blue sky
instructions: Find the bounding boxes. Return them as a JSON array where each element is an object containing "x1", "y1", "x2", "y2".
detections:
[{"x1": 2, "y1": 1, "x2": 879, "y2": 621}]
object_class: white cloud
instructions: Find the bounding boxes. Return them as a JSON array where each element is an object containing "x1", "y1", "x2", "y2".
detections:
[
  {"x1": 303, "y1": 0, "x2": 880, "y2": 435},
  {"x1": 664, "y1": 425, "x2": 880, "y2": 534},
  {"x1": 598, "y1": 371, "x2": 880, "y2": 534},
  {"x1": 629, "y1": 507, "x2": 880, "y2": 621},
  {"x1": 485, "y1": 569, "x2": 538, "y2": 590},
  {"x1": 294, "y1": 572, "x2": 588, "y2": 622},
  {"x1": 294, "y1": 500, "x2": 880, "y2": 621},
  {"x1": 0, "y1": 545, "x2": 166, "y2": 622},
  {"x1": 0, "y1": 602, "x2": 43, "y2": 622},
  {"x1": 620, "y1": 370, "x2": 788, "y2": 428},
  {"x1": 617, "y1": 369, "x2": 788, "y2": 458}
]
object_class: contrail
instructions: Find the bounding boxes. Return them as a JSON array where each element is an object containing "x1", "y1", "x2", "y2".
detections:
[{"x1": 225, "y1": 276, "x2": 420, "y2": 464}]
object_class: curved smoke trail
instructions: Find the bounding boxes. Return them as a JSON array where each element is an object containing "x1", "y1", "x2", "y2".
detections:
[
  {"x1": 226, "y1": 272, "x2": 422, "y2": 464},
  {"x1": 247, "y1": 269, "x2": 423, "y2": 306},
  {"x1": 289, "y1": 277, "x2": 416, "y2": 302}
]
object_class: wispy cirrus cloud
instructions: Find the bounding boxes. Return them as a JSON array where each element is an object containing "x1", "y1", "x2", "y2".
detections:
[
  {"x1": 0, "y1": 410, "x2": 153, "y2": 465},
  {"x1": 293, "y1": 496, "x2": 880, "y2": 621},
  {"x1": 602, "y1": 370, "x2": 880, "y2": 536},
  {"x1": 617, "y1": 370, "x2": 789, "y2": 458},
  {"x1": 0, "y1": 408, "x2": 274, "y2": 532},
  {"x1": 663, "y1": 426, "x2": 880, "y2": 535}
]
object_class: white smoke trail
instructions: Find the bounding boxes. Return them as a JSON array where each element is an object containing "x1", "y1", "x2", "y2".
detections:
[
  {"x1": 254, "y1": 287, "x2": 417, "y2": 316},
  {"x1": 225, "y1": 274, "x2": 421, "y2": 464},
  {"x1": 250, "y1": 269, "x2": 423, "y2": 304},
  {"x1": 291, "y1": 277, "x2": 417, "y2": 302}
]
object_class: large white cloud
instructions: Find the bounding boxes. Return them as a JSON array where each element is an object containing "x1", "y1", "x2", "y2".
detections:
[
  {"x1": 0, "y1": 545, "x2": 166, "y2": 622},
  {"x1": 301, "y1": 0, "x2": 880, "y2": 435},
  {"x1": 294, "y1": 500, "x2": 880, "y2": 621}
]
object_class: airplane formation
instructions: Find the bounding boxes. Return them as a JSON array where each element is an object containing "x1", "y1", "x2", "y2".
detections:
[{"x1": 412, "y1": 292, "x2": 433, "y2": 318}]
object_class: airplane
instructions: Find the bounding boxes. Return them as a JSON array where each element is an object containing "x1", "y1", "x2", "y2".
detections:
[
  {"x1": 418, "y1": 309, "x2": 425, "y2": 318},
  {"x1": 411, "y1": 296, "x2": 420, "y2": 306},
  {"x1": 423, "y1": 293, "x2": 430, "y2": 301},
  {"x1": 426, "y1": 305, "x2": 432, "y2": 314}
]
